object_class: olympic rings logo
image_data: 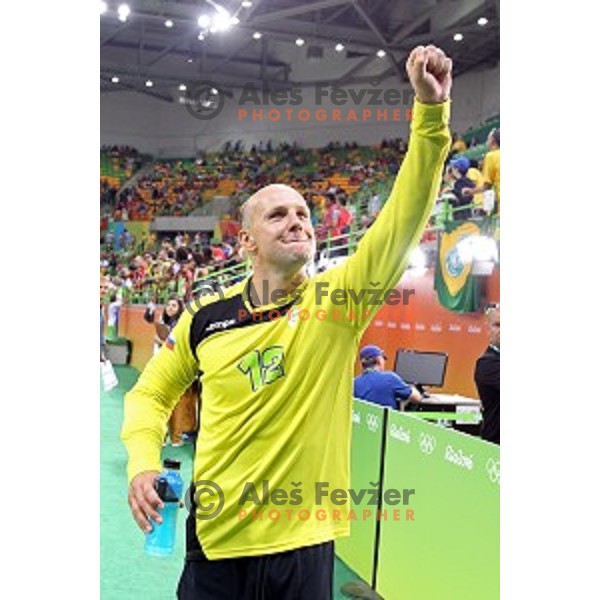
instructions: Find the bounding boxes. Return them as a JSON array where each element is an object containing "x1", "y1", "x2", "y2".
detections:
[
  {"x1": 419, "y1": 432, "x2": 437, "y2": 454},
  {"x1": 366, "y1": 413, "x2": 380, "y2": 433},
  {"x1": 486, "y1": 458, "x2": 500, "y2": 484}
]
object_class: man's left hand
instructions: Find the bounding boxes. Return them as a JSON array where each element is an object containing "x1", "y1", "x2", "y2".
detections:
[{"x1": 406, "y1": 45, "x2": 452, "y2": 104}]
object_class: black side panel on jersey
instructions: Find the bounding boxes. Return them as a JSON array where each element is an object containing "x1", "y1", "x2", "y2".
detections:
[{"x1": 188, "y1": 294, "x2": 298, "y2": 359}]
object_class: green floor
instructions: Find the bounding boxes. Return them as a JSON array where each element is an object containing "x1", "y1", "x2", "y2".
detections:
[{"x1": 101, "y1": 366, "x2": 366, "y2": 599}]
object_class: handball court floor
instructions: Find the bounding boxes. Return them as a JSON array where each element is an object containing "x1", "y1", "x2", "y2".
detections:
[{"x1": 101, "y1": 366, "x2": 366, "y2": 599}]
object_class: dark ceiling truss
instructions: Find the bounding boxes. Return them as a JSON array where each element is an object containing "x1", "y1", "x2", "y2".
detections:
[{"x1": 101, "y1": 0, "x2": 499, "y2": 99}]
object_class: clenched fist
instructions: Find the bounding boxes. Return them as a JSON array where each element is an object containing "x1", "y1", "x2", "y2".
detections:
[{"x1": 406, "y1": 45, "x2": 452, "y2": 104}]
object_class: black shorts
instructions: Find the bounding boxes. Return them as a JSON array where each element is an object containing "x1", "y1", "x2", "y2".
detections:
[{"x1": 177, "y1": 536, "x2": 334, "y2": 600}]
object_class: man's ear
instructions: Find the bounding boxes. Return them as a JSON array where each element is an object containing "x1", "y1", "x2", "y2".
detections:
[{"x1": 239, "y1": 229, "x2": 257, "y2": 254}]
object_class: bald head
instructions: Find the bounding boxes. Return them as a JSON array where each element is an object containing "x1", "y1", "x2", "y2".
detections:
[
  {"x1": 241, "y1": 184, "x2": 306, "y2": 230},
  {"x1": 238, "y1": 183, "x2": 315, "y2": 273}
]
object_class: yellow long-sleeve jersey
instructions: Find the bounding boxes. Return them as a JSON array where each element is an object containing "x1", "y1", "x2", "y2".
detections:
[{"x1": 121, "y1": 99, "x2": 451, "y2": 559}]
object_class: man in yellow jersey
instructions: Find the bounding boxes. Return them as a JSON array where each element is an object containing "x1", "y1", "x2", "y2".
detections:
[
  {"x1": 467, "y1": 159, "x2": 485, "y2": 213},
  {"x1": 463, "y1": 128, "x2": 500, "y2": 213},
  {"x1": 121, "y1": 44, "x2": 453, "y2": 599}
]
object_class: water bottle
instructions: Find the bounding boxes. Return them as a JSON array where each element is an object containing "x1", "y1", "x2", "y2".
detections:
[{"x1": 144, "y1": 459, "x2": 184, "y2": 557}]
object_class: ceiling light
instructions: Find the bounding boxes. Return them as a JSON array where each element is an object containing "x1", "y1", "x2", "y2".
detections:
[
  {"x1": 111, "y1": 76, "x2": 119, "y2": 83},
  {"x1": 213, "y1": 11, "x2": 232, "y2": 31},
  {"x1": 164, "y1": 19, "x2": 173, "y2": 28},
  {"x1": 117, "y1": 4, "x2": 130, "y2": 22},
  {"x1": 242, "y1": 1, "x2": 253, "y2": 7},
  {"x1": 335, "y1": 43, "x2": 345, "y2": 52},
  {"x1": 478, "y1": 17, "x2": 488, "y2": 26},
  {"x1": 198, "y1": 32, "x2": 206, "y2": 40},
  {"x1": 295, "y1": 38, "x2": 305, "y2": 47},
  {"x1": 198, "y1": 14, "x2": 211, "y2": 28},
  {"x1": 187, "y1": 57, "x2": 193, "y2": 63},
  {"x1": 454, "y1": 33, "x2": 464, "y2": 41},
  {"x1": 179, "y1": 84, "x2": 187, "y2": 91},
  {"x1": 145, "y1": 80, "x2": 153, "y2": 87},
  {"x1": 100, "y1": 1, "x2": 107, "y2": 15},
  {"x1": 376, "y1": 49, "x2": 386, "y2": 58},
  {"x1": 253, "y1": 31, "x2": 262, "y2": 40}
]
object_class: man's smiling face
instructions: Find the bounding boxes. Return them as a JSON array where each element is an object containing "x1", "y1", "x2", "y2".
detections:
[{"x1": 239, "y1": 184, "x2": 316, "y2": 273}]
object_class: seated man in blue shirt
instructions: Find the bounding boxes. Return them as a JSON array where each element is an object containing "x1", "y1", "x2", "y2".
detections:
[{"x1": 353, "y1": 345, "x2": 422, "y2": 409}]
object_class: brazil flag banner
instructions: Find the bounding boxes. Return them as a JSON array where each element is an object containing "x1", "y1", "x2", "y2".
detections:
[{"x1": 434, "y1": 221, "x2": 481, "y2": 313}]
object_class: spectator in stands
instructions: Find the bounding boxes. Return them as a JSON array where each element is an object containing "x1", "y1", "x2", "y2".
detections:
[
  {"x1": 449, "y1": 156, "x2": 476, "y2": 220},
  {"x1": 211, "y1": 244, "x2": 226, "y2": 263},
  {"x1": 431, "y1": 164, "x2": 456, "y2": 227},
  {"x1": 101, "y1": 129, "x2": 444, "y2": 301},
  {"x1": 100, "y1": 276, "x2": 110, "y2": 361},
  {"x1": 462, "y1": 128, "x2": 500, "y2": 213},
  {"x1": 322, "y1": 194, "x2": 341, "y2": 239},
  {"x1": 144, "y1": 296, "x2": 180, "y2": 352},
  {"x1": 450, "y1": 132, "x2": 467, "y2": 156},
  {"x1": 368, "y1": 192, "x2": 381, "y2": 216},
  {"x1": 143, "y1": 296, "x2": 197, "y2": 446},
  {"x1": 106, "y1": 293, "x2": 122, "y2": 340},
  {"x1": 467, "y1": 158, "x2": 485, "y2": 215},
  {"x1": 221, "y1": 240, "x2": 234, "y2": 260},
  {"x1": 344, "y1": 196, "x2": 357, "y2": 225},
  {"x1": 354, "y1": 345, "x2": 422, "y2": 409},
  {"x1": 338, "y1": 197, "x2": 353, "y2": 235},
  {"x1": 175, "y1": 246, "x2": 191, "y2": 264},
  {"x1": 474, "y1": 303, "x2": 500, "y2": 444},
  {"x1": 137, "y1": 231, "x2": 148, "y2": 254}
]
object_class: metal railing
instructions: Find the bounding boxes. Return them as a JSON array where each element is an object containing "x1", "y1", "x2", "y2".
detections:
[
  {"x1": 107, "y1": 195, "x2": 499, "y2": 305},
  {"x1": 184, "y1": 201, "x2": 499, "y2": 296}
]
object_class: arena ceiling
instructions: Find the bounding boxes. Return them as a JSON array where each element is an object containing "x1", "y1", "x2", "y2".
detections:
[{"x1": 100, "y1": 0, "x2": 500, "y2": 103}]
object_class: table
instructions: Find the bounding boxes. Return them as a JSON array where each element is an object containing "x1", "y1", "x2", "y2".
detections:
[{"x1": 403, "y1": 393, "x2": 482, "y2": 435}]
